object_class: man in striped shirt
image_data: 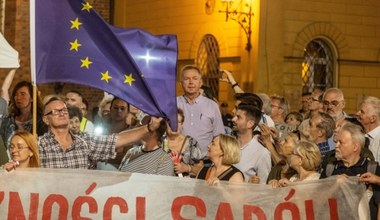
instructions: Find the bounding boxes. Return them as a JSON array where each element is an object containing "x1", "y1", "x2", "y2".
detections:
[{"x1": 119, "y1": 120, "x2": 174, "y2": 176}]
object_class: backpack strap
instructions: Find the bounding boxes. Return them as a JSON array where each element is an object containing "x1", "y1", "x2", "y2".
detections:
[{"x1": 325, "y1": 163, "x2": 335, "y2": 177}]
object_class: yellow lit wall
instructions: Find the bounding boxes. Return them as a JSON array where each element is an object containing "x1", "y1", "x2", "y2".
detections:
[
  {"x1": 114, "y1": 0, "x2": 261, "y2": 109},
  {"x1": 114, "y1": 0, "x2": 380, "y2": 114}
]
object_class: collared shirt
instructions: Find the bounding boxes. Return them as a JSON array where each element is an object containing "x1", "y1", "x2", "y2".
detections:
[
  {"x1": 234, "y1": 138, "x2": 272, "y2": 184},
  {"x1": 177, "y1": 95, "x2": 224, "y2": 157},
  {"x1": 367, "y1": 125, "x2": 380, "y2": 161},
  {"x1": 39, "y1": 131, "x2": 117, "y2": 169},
  {"x1": 320, "y1": 157, "x2": 380, "y2": 178},
  {"x1": 317, "y1": 141, "x2": 331, "y2": 158}
]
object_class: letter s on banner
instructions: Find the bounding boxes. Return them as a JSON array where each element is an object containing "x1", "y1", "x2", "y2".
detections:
[{"x1": 72, "y1": 196, "x2": 98, "y2": 219}]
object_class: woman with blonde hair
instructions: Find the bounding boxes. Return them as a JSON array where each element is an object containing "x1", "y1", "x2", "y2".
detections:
[
  {"x1": 197, "y1": 134, "x2": 244, "y2": 184},
  {"x1": 272, "y1": 141, "x2": 321, "y2": 188},
  {"x1": 2, "y1": 131, "x2": 39, "y2": 171}
]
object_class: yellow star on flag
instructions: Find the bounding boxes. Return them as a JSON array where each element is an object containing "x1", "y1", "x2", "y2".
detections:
[
  {"x1": 80, "y1": 57, "x2": 93, "y2": 69},
  {"x1": 81, "y1": 2, "x2": 93, "y2": 12},
  {"x1": 101, "y1": 71, "x2": 112, "y2": 83},
  {"x1": 69, "y1": 39, "x2": 81, "y2": 52},
  {"x1": 70, "y1": 18, "x2": 82, "y2": 30},
  {"x1": 124, "y1": 73, "x2": 135, "y2": 86}
]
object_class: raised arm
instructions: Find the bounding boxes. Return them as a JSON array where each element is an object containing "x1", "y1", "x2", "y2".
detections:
[
  {"x1": 220, "y1": 69, "x2": 244, "y2": 93},
  {"x1": 115, "y1": 117, "x2": 162, "y2": 149},
  {"x1": 1, "y1": 68, "x2": 17, "y2": 104}
]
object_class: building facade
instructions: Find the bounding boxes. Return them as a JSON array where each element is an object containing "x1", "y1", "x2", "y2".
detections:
[
  {"x1": 114, "y1": 0, "x2": 380, "y2": 113},
  {"x1": 1, "y1": 0, "x2": 380, "y2": 115}
]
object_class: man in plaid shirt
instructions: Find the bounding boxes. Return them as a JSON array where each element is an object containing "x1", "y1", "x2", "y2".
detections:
[{"x1": 39, "y1": 97, "x2": 161, "y2": 169}]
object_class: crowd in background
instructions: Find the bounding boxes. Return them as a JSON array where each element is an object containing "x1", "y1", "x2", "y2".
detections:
[{"x1": 1, "y1": 66, "x2": 380, "y2": 219}]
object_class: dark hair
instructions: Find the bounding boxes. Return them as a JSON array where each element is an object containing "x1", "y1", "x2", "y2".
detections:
[
  {"x1": 155, "y1": 120, "x2": 167, "y2": 142},
  {"x1": 235, "y1": 93, "x2": 263, "y2": 110},
  {"x1": 177, "y1": 108, "x2": 184, "y2": 123},
  {"x1": 236, "y1": 104, "x2": 262, "y2": 129},
  {"x1": 82, "y1": 99, "x2": 89, "y2": 110},
  {"x1": 66, "y1": 90, "x2": 83, "y2": 99},
  {"x1": 68, "y1": 106, "x2": 83, "y2": 121},
  {"x1": 344, "y1": 117, "x2": 365, "y2": 131},
  {"x1": 9, "y1": 81, "x2": 43, "y2": 117},
  {"x1": 221, "y1": 102, "x2": 228, "y2": 107},
  {"x1": 110, "y1": 97, "x2": 130, "y2": 111},
  {"x1": 201, "y1": 85, "x2": 216, "y2": 101}
]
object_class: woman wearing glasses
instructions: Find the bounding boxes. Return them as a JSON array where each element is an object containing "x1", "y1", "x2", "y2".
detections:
[{"x1": 2, "y1": 131, "x2": 40, "y2": 172}]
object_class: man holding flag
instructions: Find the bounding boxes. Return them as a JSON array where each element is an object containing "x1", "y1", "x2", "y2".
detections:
[{"x1": 40, "y1": 96, "x2": 162, "y2": 169}]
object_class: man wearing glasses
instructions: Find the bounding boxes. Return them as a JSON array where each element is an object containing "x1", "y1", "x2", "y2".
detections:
[
  {"x1": 322, "y1": 88, "x2": 352, "y2": 149},
  {"x1": 39, "y1": 97, "x2": 161, "y2": 169},
  {"x1": 322, "y1": 88, "x2": 349, "y2": 125}
]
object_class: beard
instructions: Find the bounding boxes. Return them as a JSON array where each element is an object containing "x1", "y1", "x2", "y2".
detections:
[{"x1": 335, "y1": 150, "x2": 342, "y2": 160}]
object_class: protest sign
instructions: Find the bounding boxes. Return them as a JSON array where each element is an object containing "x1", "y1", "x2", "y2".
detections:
[{"x1": 0, "y1": 169, "x2": 369, "y2": 219}]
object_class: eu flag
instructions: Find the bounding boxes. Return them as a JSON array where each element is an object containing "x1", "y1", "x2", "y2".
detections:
[{"x1": 31, "y1": 0, "x2": 178, "y2": 129}]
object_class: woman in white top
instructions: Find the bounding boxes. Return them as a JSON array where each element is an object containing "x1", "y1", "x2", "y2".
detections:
[{"x1": 272, "y1": 141, "x2": 321, "y2": 188}]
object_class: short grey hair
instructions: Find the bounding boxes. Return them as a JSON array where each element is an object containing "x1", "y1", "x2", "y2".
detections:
[{"x1": 340, "y1": 123, "x2": 365, "y2": 150}]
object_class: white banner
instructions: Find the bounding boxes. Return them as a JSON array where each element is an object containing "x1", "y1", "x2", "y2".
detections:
[
  {"x1": 0, "y1": 169, "x2": 369, "y2": 219},
  {"x1": 0, "y1": 32, "x2": 19, "y2": 68}
]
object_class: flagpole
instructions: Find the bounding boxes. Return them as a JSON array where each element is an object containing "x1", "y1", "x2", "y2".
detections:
[
  {"x1": 32, "y1": 86, "x2": 37, "y2": 137},
  {"x1": 30, "y1": 0, "x2": 37, "y2": 138}
]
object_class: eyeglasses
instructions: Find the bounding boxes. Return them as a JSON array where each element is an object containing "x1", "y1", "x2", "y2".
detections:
[
  {"x1": 323, "y1": 100, "x2": 341, "y2": 107},
  {"x1": 44, "y1": 108, "x2": 69, "y2": 116},
  {"x1": 9, "y1": 144, "x2": 29, "y2": 151}
]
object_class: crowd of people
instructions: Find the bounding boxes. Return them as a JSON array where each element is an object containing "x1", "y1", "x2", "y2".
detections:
[{"x1": 1, "y1": 65, "x2": 380, "y2": 219}]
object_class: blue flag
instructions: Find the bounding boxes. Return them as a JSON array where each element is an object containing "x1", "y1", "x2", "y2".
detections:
[{"x1": 32, "y1": 0, "x2": 178, "y2": 129}]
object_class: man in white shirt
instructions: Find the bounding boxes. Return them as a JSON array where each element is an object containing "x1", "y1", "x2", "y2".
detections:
[
  {"x1": 356, "y1": 96, "x2": 380, "y2": 161},
  {"x1": 232, "y1": 104, "x2": 272, "y2": 183}
]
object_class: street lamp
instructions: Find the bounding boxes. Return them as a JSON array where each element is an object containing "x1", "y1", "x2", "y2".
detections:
[{"x1": 219, "y1": 0, "x2": 254, "y2": 52}]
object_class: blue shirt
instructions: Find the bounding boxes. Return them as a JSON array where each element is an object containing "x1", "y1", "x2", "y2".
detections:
[{"x1": 177, "y1": 95, "x2": 225, "y2": 157}]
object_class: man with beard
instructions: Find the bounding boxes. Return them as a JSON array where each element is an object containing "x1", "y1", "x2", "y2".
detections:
[
  {"x1": 39, "y1": 97, "x2": 162, "y2": 169},
  {"x1": 232, "y1": 104, "x2": 271, "y2": 183},
  {"x1": 322, "y1": 88, "x2": 349, "y2": 125}
]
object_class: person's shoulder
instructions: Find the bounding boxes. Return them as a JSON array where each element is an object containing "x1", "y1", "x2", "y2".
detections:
[
  {"x1": 176, "y1": 96, "x2": 185, "y2": 102},
  {"x1": 249, "y1": 138, "x2": 268, "y2": 150}
]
